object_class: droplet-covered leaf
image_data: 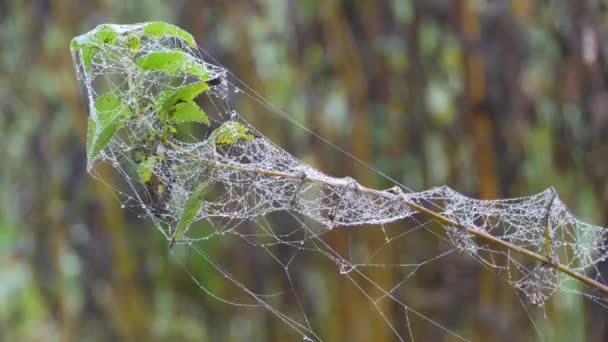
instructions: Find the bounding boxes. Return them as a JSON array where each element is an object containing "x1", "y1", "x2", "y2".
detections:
[
  {"x1": 70, "y1": 25, "x2": 118, "y2": 70},
  {"x1": 170, "y1": 101, "x2": 209, "y2": 125},
  {"x1": 80, "y1": 46, "x2": 98, "y2": 70},
  {"x1": 94, "y1": 24, "x2": 117, "y2": 44},
  {"x1": 210, "y1": 121, "x2": 255, "y2": 145},
  {"x1": 154, "y1": 81, "x2": 209, "y2": 117},
  {"x1": 171, "y1": 180, "x2": 208, "y2": 248},
  {"x1": 123, "y1": 33, "x2": 141, "y2": 52},
  {"x1": 138, "y1": 156, "x2": 158, "y2": 183},
  {"x1": 135, "y1": 51, "x2": 208, "y2": 79},
  {"x1": 143, "y1": 21, "x2": 196, "y2": 47},
  {"x1": 87, "y1": 92, "x2": 131, "y2": 161},
  {"x1": 136, "y1": 51, "x2": 187, "y2": 73}
]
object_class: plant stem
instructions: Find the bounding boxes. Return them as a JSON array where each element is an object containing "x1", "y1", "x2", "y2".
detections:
[
  {"x1": 167, "y1": 140, "x2": 608, "y2": 296},
  {"x1": 404, "y1": 200, "x2": 608, "y2": 295}
]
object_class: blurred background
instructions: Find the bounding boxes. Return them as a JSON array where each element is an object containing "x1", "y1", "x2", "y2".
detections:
[{"x1": 2, "y1": 0, "x2": 608, "y2": 341}]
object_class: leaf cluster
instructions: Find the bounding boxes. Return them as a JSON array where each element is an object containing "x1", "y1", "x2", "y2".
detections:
[{"x1": 73, "y1": 22, "x2": 258, "y2": 247}]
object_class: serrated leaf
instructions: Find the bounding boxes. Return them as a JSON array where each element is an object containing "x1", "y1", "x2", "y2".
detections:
[
  {"x1": 136, "y1": 51, "x2": 186, "y2": 73},
  {"x1": 70, "y1": 40, "x2": 98, "y2": 70},
  {"x1": 87, "y1": 92, "x2": 131, "y2": 161},
  {"x1": 135, "y1": 51, "x2": 208, "y2": 79},
  {"x1": 123, "y1": 33, "x2": 141, "y2": 52},
  {"x1": 170, "y1": 101, "x2": 209, "y2": 125},
  {"x1": 70, "y1": 25, "x2": 117, "y2": 70},
  {"x1": 138, "y1": 156, "x2": 158, "y2": 183},
  {"x1": 154, "y1": 81, "x2": 209, "y2": 117},
  {"x1": 210, "y1": 121, "x2": 255, "y2": 145},
  {"x1": 80, "y1": 46, "x2": 98, "y2": 70},
  {"x1": 142, "y1": 21, "x2": 196, "y2": 47},
  {"x1": 170, "y1": 180, "x2": 208, "y2": 248},
  {"x1": 94, "y1": 24, "x2": 117, "y2": 44},
  {"x1": 70, "y1": 39, "x2": 82, "y2": 50}
]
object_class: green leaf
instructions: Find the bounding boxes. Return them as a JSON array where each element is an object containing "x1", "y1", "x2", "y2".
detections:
[
  {"x1": 154, "y1": 81, "x2": 209, "y2": 117},
  {"x1": 94, "y1": 24, "x2": 117, "y2": 44},
  {"x1": 142, "y1": 21, "x2": 196, "y2": 47},
  {"x1": 135, "y1": 51, "x2": 208, "y2": 79},
  {"x1": 210, "y1": 121, "x2": 255, "y2": 145},
  {"x1": 80, "y1": 46, "x2": 98, "y2": 70},
  {"x1": 87, "y1": 92, "x2": 131, "y2": 160},
  {"x1": 70, "y1": 25, "x2": 118, "y2": 70},
  {"x1": 170, "y1": 101, "x2": 209, "y2": 125},
  {"x1": 123, "y1": 33, "x2": 141, "y2": 52},
  {"x1": 138, "y1": 156, "x2": 158, "y2": 183},
  {"x1": 70, "y1": 39, "x2": 98, "y2": 70},
  {"x1": 70, "y1": 38, "x2": 82, "y2": 50},
  {"x1": 170, "y1": 181, "x2": 208, "y2": 248},
  {"x1": 136, "y1": 51, "x2": 186, "y2": 73}
]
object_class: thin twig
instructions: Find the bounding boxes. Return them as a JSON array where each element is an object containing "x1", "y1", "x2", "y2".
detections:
[{"x1": 166, "y1": 139, "x2": 608, "y2": 295}]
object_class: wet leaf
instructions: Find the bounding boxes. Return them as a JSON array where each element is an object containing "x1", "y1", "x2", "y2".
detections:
[
  {"x1": 210, "y1": 121, "x2": 255, "y2": 145},
  {"x1": 170, "y1": 101, "x2": 209, "y2": 125},
  {"x1": 136, "y1": 51, "x2": 208, "y2": 79},
  {"x1": 143, "y1": 21, "x2": 196, "y2": 47},
  {"x1": 138, "y1": 156, "x2": 158, "y2": 183},
  {"x1": 87, "y1": 92, "x2": 131, "y2": 160},
  {"x1": 170, "y1": 180, "x2": 208, "y2": 248},
  {"x1": 123, "y1": 33, "x2": 141, "y2": 52},
  {"x1": 70, "y1": 25, "x2": 117, "y2": 70},
  {"x1": 94, "y1": 25, "x2": 117, "y2": 44},
  {"x1": 154, "y1": 81, "x2": 209, "y2": 118}
]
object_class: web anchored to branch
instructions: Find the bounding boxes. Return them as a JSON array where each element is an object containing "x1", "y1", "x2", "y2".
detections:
[{"x1": 71, "y1": 23, "x2": 608, "y2": 340}]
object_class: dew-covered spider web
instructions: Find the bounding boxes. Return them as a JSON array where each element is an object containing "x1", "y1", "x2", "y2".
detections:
[{"x1": 71, "y1": 23, "x2": 608, "y2": 341}]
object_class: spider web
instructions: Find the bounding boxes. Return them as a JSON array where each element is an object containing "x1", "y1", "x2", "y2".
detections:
[{"x1": 71, "y1": 23, "x2": 608, "y2": 341}]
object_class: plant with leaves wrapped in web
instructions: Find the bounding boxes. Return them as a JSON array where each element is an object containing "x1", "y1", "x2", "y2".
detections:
[
  {"x1": 71, "y1": 22, "x2": 256, "y2": 245},
  {"x1": 71, "y1": 21, "x2": 608, "y2": 340}
]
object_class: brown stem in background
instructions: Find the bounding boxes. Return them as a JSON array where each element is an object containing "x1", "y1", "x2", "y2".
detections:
[{"x1": 544, "y1": 190, "x2": 558, "y2": 261}]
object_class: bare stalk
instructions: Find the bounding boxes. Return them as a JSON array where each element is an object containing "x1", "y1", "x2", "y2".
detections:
[{"x1": 167, "y1": 140, "x2": 608, "y2": 296}]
